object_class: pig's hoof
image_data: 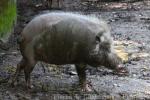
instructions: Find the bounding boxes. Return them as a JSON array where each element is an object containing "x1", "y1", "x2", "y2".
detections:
[
  {"x1": 26, "y1": 84, "x2": 34, "y2": 90},
  {"x1": 81, "y1": 83, "x2": 93, "y2": 92}
]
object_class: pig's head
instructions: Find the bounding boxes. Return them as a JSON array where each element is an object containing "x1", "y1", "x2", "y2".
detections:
[
  {"x1": 87, "y1": 28, "x2": 128, "y2": 74},
  {"x1": 96, "y1": 46, "x2": 128, "y2": 74}
]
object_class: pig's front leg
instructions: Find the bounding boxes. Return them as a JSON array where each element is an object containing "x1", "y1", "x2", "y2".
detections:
[{"x1": 75, "y1": 64, "x2": 92, "y2": 92}]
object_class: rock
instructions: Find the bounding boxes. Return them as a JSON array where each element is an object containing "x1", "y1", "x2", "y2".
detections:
[{"x1": 68, "y1": 71, "x2": 77, "y2": 75}]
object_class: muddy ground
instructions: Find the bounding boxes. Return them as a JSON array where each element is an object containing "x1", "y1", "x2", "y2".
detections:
[{"x1": 0, "y1": 0, "x2": 150, "y2": 100}]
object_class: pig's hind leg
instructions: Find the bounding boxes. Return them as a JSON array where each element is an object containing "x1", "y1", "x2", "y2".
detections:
[
  {"x1": 11, "y1": 58, "x2": 27, "y2": 87},
  {"x1": 23, "y1": 58, "x2": 37, "y2": 89}
]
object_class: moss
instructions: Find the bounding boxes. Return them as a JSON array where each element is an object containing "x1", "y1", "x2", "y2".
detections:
[{"x1": 0, "y1": 0, "x2": 16, "y2": 39}]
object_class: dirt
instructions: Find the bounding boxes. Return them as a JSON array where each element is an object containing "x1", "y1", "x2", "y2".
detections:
[{"x1": 0, "y1": 0, "x2": 150, "y2": 100}]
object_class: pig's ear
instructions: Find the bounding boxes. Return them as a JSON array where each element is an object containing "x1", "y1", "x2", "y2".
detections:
[{"x1": 95, "y1": 35, "x2": 101, "y2": 43}]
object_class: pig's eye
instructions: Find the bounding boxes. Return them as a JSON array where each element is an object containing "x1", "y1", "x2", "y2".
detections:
[{"x1": 95, "y1": 36, "x2": 101, "y2": 43}]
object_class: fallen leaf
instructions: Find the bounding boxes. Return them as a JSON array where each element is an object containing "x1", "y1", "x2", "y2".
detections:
[{"x1": 114, "y1": 45, "x2": 128, "y2": 62}]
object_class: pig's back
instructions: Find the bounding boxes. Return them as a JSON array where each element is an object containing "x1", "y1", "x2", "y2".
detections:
[{"x1": 21, "y1": 12, "x2": 108, "y2": 42}]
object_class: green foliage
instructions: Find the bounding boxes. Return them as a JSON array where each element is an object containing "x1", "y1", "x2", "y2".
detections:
[{"x1": 0, "y1": 0, "x2": 16, "y2": 39}]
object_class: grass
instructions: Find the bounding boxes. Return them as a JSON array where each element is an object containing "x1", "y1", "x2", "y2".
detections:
[{"x1": 0, "y1": 0, "x2": 16, "y2": 39}]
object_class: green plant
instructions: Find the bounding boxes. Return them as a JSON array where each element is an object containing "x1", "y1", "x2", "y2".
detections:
[{"x1": 0, "y1": 0, "x2": 16, "y2": 39}]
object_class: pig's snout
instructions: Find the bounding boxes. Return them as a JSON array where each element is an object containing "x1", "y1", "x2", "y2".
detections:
[
  {"x1": 106, "y1": 53, "x2": 122, "y2": 69},
  {"x1": 115, "y1": 64, "x2": 129, "y2": 75},
  {"x1": 107, "y1": 53, "x2": 128, "y2": 74}
]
